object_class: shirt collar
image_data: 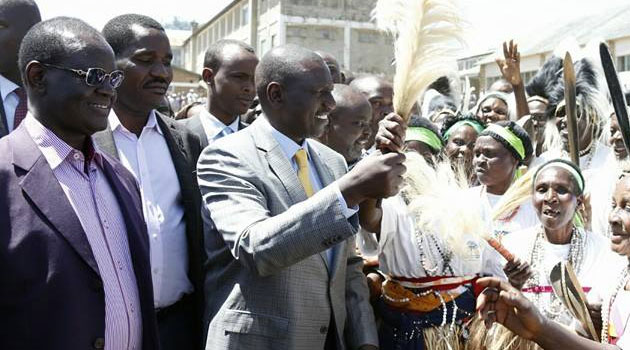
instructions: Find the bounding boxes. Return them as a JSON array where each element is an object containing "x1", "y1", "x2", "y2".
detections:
[
  {"x1": 200, "y1": 108, "x2": 240, "y2": 139},
  {"x1": 23, "y1": 113, "x2": 103, "y2": 170},
  {"x1": 0, "y1": 74, "x2": 19, "y2": 101},
  {"x1": 109, "y1": 109, "x2": 162, "y2": 136},
  {"x1": 260, "y1": 116, "x2": 310, "y2": 161}
]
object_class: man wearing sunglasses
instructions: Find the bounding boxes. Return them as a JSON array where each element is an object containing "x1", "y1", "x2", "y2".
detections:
[
  {"x1": 94, "y1": 14, "x2": 204, "y2": 350},
  {"x1": 0, "y1": 0, "x2": 40, "y2": 137},
  {"x1": 0, "y1": 17, "x2": 159, "y2": 350}
]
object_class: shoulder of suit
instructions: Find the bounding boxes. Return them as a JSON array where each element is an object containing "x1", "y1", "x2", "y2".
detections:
[{"x1": 308, "y1": 138, "x2": 346, "y2": 166}]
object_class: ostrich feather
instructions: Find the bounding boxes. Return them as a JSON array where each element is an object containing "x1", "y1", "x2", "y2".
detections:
[
  {"x1": 373, "y1": 0, "x2": 464, "y2": 122},
  {"x1": 401, "y1": 153, "x2": 488, "y2": 260}
]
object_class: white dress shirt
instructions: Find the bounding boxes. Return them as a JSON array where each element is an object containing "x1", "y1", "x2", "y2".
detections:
[
  {"x1": 109, "y1": 110, "x2": 193, "y2": 308},
  {"x1": 199, "y1": 108, "x2": 240, "y2": 143},
  {"x1": 261, "y1": 117, "x2": 357, "y2": 269},
  {"x1": 0, "y1": 74, "x2": 20, "y2": 132}
]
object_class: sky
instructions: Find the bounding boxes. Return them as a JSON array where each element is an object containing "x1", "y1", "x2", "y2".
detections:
[{"x1": 38, "y1": 0, "x2": 629, "y2": 56}]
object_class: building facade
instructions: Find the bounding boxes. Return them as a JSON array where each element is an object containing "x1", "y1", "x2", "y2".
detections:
[{"x1": 181, "y1": 0, "x2": 394, "y2": 76}]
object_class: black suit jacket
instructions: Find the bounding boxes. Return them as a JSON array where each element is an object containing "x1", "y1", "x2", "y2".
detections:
[
  {"x1": 0, "y1": 90, "x2": 9, "y2": 138},
  {"x1": 0, "y1": 126, "x2": 159, "y2": 350},
  {"x1": 179, "y1": 113, "x2": 247, "y2": 150},
  {"x1": 93, "y1": 111, "x2": 205, "y2": 348}
]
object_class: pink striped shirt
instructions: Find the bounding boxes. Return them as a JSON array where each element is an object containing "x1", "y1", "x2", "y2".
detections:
[{"x1": 24, "y1": 115, "x2": 142, "y2": 350}]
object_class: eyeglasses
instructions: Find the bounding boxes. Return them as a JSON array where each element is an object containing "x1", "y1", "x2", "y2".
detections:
[{"x1": 42, "y1": 63, "x2": 125, "y2": 89}]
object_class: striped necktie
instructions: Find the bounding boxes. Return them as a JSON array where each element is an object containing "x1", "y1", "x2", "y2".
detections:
[
  {"x1": 294, "y1": 148, "x2": 314, "y2": 197},
  {"x1": 13, "y1": 87, "x2": 27, "y2": 129}
]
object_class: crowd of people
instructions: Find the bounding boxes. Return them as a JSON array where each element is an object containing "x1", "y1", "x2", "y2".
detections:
[{"x1": 2, "y1": 0, "x2": 630, "y2": 350}]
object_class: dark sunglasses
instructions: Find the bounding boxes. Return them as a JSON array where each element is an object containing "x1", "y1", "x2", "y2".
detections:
[{"x1": 42, "y1": 63, "x2": 125, "y2": 88}]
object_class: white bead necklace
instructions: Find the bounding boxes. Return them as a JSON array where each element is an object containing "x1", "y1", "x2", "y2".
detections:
[
  {"x1": 601, "y1": 266, "x2": 630, "y2": 343},
  {"x1": 525, "y1": 225, "x2": 586, "y2": 322}
]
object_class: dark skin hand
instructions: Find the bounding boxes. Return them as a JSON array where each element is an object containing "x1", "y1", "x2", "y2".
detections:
[
  {"x1": 503, "y1": 257, "x2": 533, "y2": 290},
  {"x1": 358, "y1": 113, "x2": 407, "y2": 233},
  {"x1": 496, "y1": 40, "x2": 530, "y2": 119},
  {"x1": 476, "y1": 277, "x2": 620, "y2": 350}
]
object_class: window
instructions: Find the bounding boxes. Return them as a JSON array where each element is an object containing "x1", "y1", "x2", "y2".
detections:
[
  {"x1": 242, "y1": 4, "x2": 249, "y2": 26},
  {"x1": 320, "y1": 28, "x2": 335, "y2": 40},
  {"x1": 259, "y1": 39, "x2": 266, "y2": 56},
  {"x1": 214, "y1": 24, "x2": 219, "y2": 41},
  {"x1": 234, "y1": 6, "x2": 241, "y2": 28},
  {"x1": 522, "y1": 70, "x2": 538, "y2": 83},
  {"x1": 358, "y1": 31, "x2": 377, "y2": 43},
  {"x1": 220, "y1": 18, "x2": 225, "y2": 37},
  {"x1": 618, "y1": 55, "x2": 630, "y2": 72},
  {"x1": 271, "y1": 34, "x2": 276, "y2": 47},
  {"x1": 227, "y1": 11, "x2": 233, "y2": 34}
]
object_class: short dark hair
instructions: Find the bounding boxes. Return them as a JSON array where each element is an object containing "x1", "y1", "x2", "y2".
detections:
[
  {"x1": 18, "y1": 17, "x2": 106, "y2": 77},
  {"x1": 255, "y1": 44, "x2": 323, "y2": 104},
  {"x1": 409, "y1": 115, "x2": 441, "y2": 137},
  {"x1": 102, "y1": 14, "x2": 164, "y2": 56},
  {"x1": 204, "y1": 39, "x2": 255, "y2": 71},
  {"x1": 479, "y1": 120, "x2": 533, "y2": 163}
]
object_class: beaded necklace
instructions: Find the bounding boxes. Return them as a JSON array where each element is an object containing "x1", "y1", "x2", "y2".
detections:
[
  {"x1": 601, "y1": 266, "x2": 630, "y2": 343},
  {"x1": 525, "y1": 225, "x2": 586, "y2": 322}
]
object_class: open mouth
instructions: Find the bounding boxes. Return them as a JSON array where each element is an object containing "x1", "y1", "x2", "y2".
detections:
[
  {"x1": 315, "y1": 114, "x2": 328, "y2": 121},
  {"x1": 144, "y1": 84, "x2": 168, "y2": 94},
  {"x1": 88, "y1": 102, "x2": 110, "y2": 110},
  {"x1": 542, "y1": 207, "x2": 560, "y2": 217}
]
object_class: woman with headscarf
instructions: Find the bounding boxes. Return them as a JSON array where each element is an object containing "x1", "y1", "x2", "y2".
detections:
[
  {"x1": 469, "y1": 121, "x2": 539, "y2": 240},
  {"x1": 475, "y1": 166, "x2": 630, "y2": 350},
  {"x1": 441, "y1": 114, "x2": 485, "y2": 184}
]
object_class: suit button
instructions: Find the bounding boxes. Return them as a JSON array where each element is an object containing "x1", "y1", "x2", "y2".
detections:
[
  {"x1": 320, "y1": 326, "x2": 328, "y2": 334},
  {"x1": 93, "y1": 337, "x2": 105, "y2": 349}
]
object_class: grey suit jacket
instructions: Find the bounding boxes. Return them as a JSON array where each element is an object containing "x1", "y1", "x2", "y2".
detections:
[
  {"x1": 179, "y1": 113, "x2": 247, "y2": 150},
  {"x1": 198, "y1": 116, "x2": 378, "y2": 350},
  {"x1": 93, "y1": 111, "x2": 206, "y2": 348}
]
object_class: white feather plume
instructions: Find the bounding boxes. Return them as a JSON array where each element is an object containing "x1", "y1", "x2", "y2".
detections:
[
  {"x1": 401, "y1": 153, "x2": 487, "y2": 259},
  {"x1": 372, "y1": 0, "x2": 464, "y2": 121}
]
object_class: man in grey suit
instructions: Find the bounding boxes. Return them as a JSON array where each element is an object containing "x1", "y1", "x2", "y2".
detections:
[
  {"x1": 180, "y1": 39, "x2": 258, "y2": 148},
  {"x1": 198, "y1": 45, "x2": 406, "y2": 349}
]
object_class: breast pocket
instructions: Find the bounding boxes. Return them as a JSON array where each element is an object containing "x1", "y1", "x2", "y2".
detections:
[{"x1": 222, "y1": 309, "x2": 289, "y2": 339}]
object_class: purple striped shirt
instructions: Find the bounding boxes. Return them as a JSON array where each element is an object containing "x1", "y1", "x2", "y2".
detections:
[{"x1": 24, "y1": 115, "x2": 142, "y2": 350}]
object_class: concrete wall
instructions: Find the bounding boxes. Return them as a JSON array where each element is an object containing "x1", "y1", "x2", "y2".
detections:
[
  {"x1": 349, "y1": 28, "x2": 393, "y2": 74},
  {"x1": 285, "y1": 24, "x2": 345, "y2": 63}
]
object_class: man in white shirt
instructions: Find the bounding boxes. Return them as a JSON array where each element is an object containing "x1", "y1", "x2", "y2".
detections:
[
  {"x1": 94, "y1": 14, "x2": 205, "y2": 350},
  {"x1": 180, "y1": 39, "x2": 258, "y2": 148},
  {"x1": 0, "y1": 0, "x2": 40, "y2": 137}
]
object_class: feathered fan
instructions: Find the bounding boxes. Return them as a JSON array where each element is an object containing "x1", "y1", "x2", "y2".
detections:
[{"x1": 372, "y1": 0, "x2": 464, "y2": 122}]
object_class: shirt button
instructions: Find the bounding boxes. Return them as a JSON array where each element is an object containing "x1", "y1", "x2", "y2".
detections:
[
  {"x1": 153, "y1": 268, "x2": 158, "y2": 274},
  {"x1": 73, "y1": 152, "x2": 81, "y2": 160}
]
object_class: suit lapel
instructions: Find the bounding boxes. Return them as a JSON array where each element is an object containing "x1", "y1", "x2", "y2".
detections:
[
  {"x1": 250, "y1": 118, "x2": 309, "y2": 205},
  {"x1": 92, "y1": 125, "x2": 119, "y2": 160},
  {"x1": 0, "y1": 92, "x2": 8, "y2": 137},
  {"x1": 308, "y1": 143, "x2": 339, "y2": 275},
  {"x1": 186, "y1": 115, "x2": 208, "y2": 150},
  {"x1": 11, "y1": 128, "x2": 100, "y2": 276}
]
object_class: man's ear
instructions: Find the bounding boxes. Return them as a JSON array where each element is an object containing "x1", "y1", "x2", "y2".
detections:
[
  {"x1": 266, "y1": 82, "x2": 284, "y2": 109},
  {"x1": 25, "y1": 61, "x2": 46, "y2": 94},
  {"x1": 202, "y1": 67, "x2": 214, "y2": 87}
]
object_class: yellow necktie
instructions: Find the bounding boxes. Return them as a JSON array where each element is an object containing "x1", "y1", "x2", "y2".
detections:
[{"x1": 294, "y1": 149, "x2": 314, "y2": 197}]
